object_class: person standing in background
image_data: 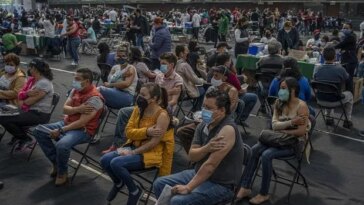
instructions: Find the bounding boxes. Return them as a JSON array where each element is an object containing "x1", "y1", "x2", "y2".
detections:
[
  {"x1": 191, "y1": 10, "x2": 201, "y2": 40},
  {"x1": 234, "y1": 17, "x2": 250, "y2": 57},
  {"x1": 335, "y1": 22, "x2": 358, "y2": 93}
]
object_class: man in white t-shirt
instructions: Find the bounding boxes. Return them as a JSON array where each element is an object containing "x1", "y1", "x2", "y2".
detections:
[
  {"x1": 108, "y1": 9, "x2": 117, "y2": 22},
  {"x1": 191, "y1": 10, "x2": 201, "y2": 40}
]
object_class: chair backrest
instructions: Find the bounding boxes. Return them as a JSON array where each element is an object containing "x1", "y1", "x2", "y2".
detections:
[
  {"x1": 50, "y1": 93, "x2": 60, "y2": 115},
  {"x1": 92, "y1": 106, "x2": 109, "y2": 137},
  {"x1": 97, "y1": 63, "x2": 112, "y2": 82},
  {"x1": 255, "y1": 72, "x2": 277, "y2": 98},
  {"x1": 311, "y1": 80, "x2": 342, "y2": 102},
  {"x1": 91, "y1": 71, "x2": 101, "y2": 86}
]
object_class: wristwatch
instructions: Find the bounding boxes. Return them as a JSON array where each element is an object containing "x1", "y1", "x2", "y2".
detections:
[{"x1": 58, "y1": 127, "x2": 65, "y2": 135}]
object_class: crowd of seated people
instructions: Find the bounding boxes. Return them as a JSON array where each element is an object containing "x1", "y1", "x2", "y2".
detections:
[{"x1": 0, "y1": 16, "x2": 362, "y2": 204}]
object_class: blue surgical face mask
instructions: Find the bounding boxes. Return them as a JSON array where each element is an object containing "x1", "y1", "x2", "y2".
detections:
[
  {"x1": 278, "y1": 88, "x2": 290, "y2": 102},
  {"x1": 72, "y1": 80, "x2": 83, "y2": 91},
  {"x1": 201, "y1": 108, "x2": 213, "y2": 124},
  {"x1": 4, "y1": 65, "x2": 16, "y2": 74},
  {"x1": 160, "y1": 64, "x2": 168, "y2": 74},
  {"x1": 116, "y1": 57, "x2": 127, "y2": 65}
]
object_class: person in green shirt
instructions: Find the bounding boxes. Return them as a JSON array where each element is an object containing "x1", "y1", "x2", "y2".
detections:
[
  {"x1": 1, "y1": 28, "x2": 22, "y2": 55},
  {"x1": 218, "y1": 13, "x2": 229, "y2": 42}
]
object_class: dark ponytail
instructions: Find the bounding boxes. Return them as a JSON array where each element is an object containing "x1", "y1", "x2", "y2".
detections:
[{"x1": 159, "y1": 87, "x2": 169, "y2": 110}]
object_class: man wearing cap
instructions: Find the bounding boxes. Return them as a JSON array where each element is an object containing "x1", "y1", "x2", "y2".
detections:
[
  {"x1": 306, "y1": 29, "x2": 323, "y2": 50},
  {"x1": 149, "y1": 17, "x2": 172, "y2": 70}
]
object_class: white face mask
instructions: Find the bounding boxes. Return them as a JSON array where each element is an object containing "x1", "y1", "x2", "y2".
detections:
[{"x1": 211, "y1": 77, "x2": 223, "y2": 87}]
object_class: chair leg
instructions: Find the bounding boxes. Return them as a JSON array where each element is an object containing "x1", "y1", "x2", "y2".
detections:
[
  {"x1": 143, "y1": 169, "x2": 159, "y2": 205},
  {"x1": 0, "y1": 127, "x2": 6, "y2": 142},
  {"x1": 101, "y1": 110, "x2": 111, "y2": 133},
  {"x1": 27, "y1": 142, "x2": 37, "y2": 162},
  {"x1": 241, "y1": 123, "x2": 248, "y2": 136},
  {"x1": 70, "y1": 145, "x2": 91, "y2": 184}
]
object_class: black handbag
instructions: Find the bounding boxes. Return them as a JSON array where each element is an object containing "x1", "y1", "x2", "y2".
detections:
[{"x1": 259, "y1": 130, "x2": 298, "y2": 148}]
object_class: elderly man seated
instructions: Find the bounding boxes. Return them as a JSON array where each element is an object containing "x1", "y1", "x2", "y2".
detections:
[{"x1": 256, "y1": 39, "x2": 284, "y2": 75}]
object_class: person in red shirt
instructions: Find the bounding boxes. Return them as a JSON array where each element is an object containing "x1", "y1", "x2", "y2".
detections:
[{"x1": 61, "y1": 16, "x2": 81, "y2": 66}]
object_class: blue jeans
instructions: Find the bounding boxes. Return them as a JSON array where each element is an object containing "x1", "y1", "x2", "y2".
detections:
[
  {"x1": 357, "y1": 62, "x2": 364, "y2": 78},
  {"x1": 100, "y1": 149, "x2": 144, "y2": 192},
  {"x1": 240, "y1": 143, "x2": 295, "y2": 195},
  {"x1": 153, "y1": 169, "x2": 234, "y2": 205},
  {"x1": 33, "y1": 121, "x2": 90, "y2": 175},
  {"x1": 113, "y1": 106, "x2": 134, "y2": 146},
  {"x1": 193, "y1": 86, "x2": 205, "y2": 111},
  {"x1": 136, "y1": 33, "x2": 144, "y2": 50},
  {"x1": 68, "y1": 37, "x2": 81, "y2": 63},
  {"x1": 239, "y1": 92, "x2": 258, "y2": 121},
  {"x1": 99, "y1": 86, "x2": 134, "y2": 109}
]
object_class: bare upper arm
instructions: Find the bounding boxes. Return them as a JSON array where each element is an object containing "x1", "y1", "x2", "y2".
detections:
[
  {"x1": 203, "y1": 125, "x2": 236, "y2": 167},
  {"x1": 78, "y1": 109, "x2": 98, "y2": 123},
  {"x1": 123, "y1": 67, "x2": 136, "y2": 86},
  {"x1": 154, "y1": 111, "x2": 170, "y2": 137}
]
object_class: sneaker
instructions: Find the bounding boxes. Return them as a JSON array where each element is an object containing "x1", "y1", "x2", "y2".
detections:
[
  {"x1": 71, "y1": 61, "x2": 78, "y2": 66},
  {"x1": 359, "y1": 130, "x2": 364, "y2": 137},
  {"x1": 127, "y1": 186, "x2": 143, "y2": 205},
  {"x1": 55, "y1": 174, "x2": 68, "y2": 186},
  {"x1": 101, "y1": 145, "x2": 117, "y2": 154},
  {"x1": 343, "y1": 120, "x2": 353, "y2": 129},
  {"x1": 107, "y1": 182, "x2": 124, "y2": 202},
  {"x1": 249, "y1": 194, "x2": 270, "y2": 205},
  {"x1": 325, "y1": 118, "x2": 334, "y2": 126}
]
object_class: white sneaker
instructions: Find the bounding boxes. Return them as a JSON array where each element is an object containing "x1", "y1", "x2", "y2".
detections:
[{"x1": 71, "y1": 61, "x2": 78, "y2": 66}]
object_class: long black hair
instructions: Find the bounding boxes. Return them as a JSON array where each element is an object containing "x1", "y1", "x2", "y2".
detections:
[
  {"x1": 275, "y1": 77, "x2": 300, "y2": 115},
  {"x1": 97, "y1": 42, "x2": 110, "y2": 64},
  {"x1": 129, "y1": 47, "x2": 142, "y2": 64},
  {"x1": 29, "y1": 59, "x2": 53, "y2": 80},
  {"x1": 139, "y1": 82, "x2": 173, "y2": 129}
]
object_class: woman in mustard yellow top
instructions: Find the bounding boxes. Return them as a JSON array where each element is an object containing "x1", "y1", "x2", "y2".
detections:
[{"x1": 100, "y1": 82, "x2": 174, "y2": 205}]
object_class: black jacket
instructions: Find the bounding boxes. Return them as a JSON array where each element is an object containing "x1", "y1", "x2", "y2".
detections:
[
  {"x1": 335, "y1": 31, "x2": 358, "y2": 64},
  {"x1": 277, "y1": 28, "x2": 300, "y2": 52}
]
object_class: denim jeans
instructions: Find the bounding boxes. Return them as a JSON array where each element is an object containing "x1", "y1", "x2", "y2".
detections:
[
  {"x1": 33, "y1": 121, "x2": 90, "y2": 175},
  {"x1": 100, "y1": 149, "x2": 143, "y2": 193},
  {"x1": 112, "y1": 106, "x2": 134, "y2": 146},
  {"x1": 0, "y1": 110, "x2": 50, "y2": 141},
  {"x1": 68, "y1": 37, "x2": 81, "y2": 63},
  {"x1": 240, "y1": 143, "x2": 295, "y2": 195},
  {"x1": 357, "y1": 62, "x2": 364, "y2": 78},
  {"x1": 193, "y1": 86, "x2": 205, "y2": 111},
  {"x1": 239, "y1": 92, "x2": 258, "y2": 121},
  {"x1": 81, "y1": 38, "x2": 97, "y2": 52},
  {"x1": 135, "y1": 33, "x2": 144, "y2": 50},
  {"x1": 153, "y1": 169, "x2": 234, "y2": 205},
  {"x1": 99, "y1": 86, "x2": 134, "y2": 109}
]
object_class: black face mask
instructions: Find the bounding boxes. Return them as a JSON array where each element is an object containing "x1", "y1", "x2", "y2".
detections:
[
  {"x1": 136, "y1": 96, "x2": 149, "y2": 112},
  {"x1": 27, "y1": 69, "x2": 32, "y2": 77},
  {"x1": 265, "y1": 33, "x2": 271, "y2": 38}
]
